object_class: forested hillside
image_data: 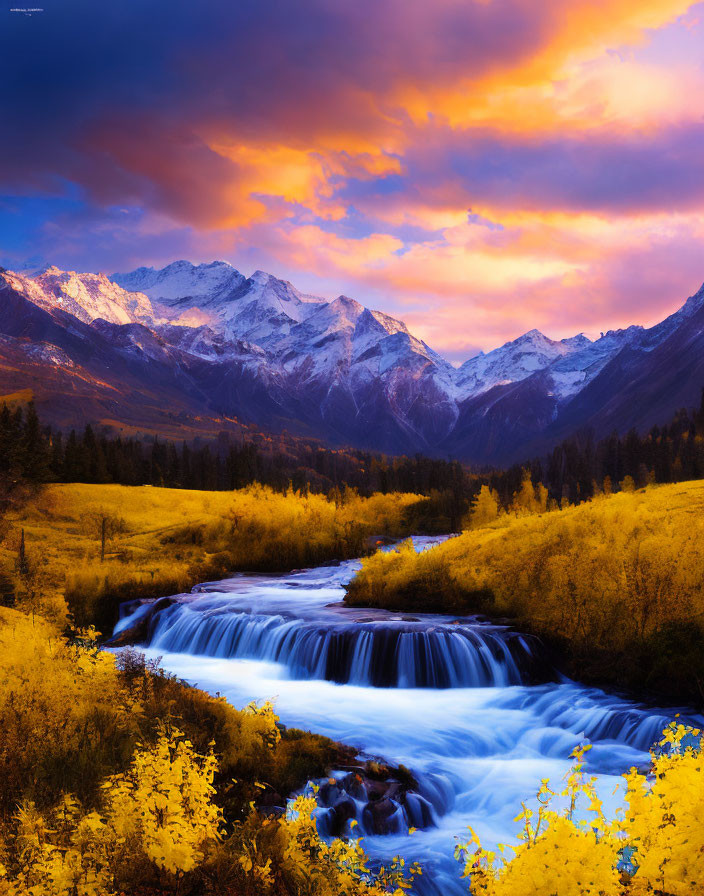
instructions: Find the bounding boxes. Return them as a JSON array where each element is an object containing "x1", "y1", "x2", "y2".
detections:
[{"x1": 6, "y1": 396, "x2": 704, "y2": 537}]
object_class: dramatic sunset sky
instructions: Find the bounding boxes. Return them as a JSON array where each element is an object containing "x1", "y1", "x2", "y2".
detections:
[{"x1": 2, "y1": 0, "x2": 704, "y2": 360}]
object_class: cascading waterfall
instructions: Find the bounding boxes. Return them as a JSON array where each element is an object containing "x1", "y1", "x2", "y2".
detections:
[
  {"x1": 121, "y1": 599, "x2": 544, "y2": 688},
  {"x1": 111, "y1": 536, "x2": 704, "y2": 896}
]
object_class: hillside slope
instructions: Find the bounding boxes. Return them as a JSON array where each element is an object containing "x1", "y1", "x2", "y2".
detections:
[{"x1": 346, "y1": 481, "x2": 704, "y2": 702}]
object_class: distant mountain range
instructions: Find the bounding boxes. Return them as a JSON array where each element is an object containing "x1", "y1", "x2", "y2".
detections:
[{"x1": 1, "y1": 260, "x2": 703, "y2": 463}]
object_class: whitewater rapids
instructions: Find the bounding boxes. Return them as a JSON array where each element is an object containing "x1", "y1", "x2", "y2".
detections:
[{"x1": 113, "y1": 536, "x2": 702, "y2": 894}]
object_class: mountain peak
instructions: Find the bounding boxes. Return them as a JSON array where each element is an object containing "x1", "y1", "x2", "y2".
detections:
[
  {"x1": 112, "y1": 260, "x2": 246, "y2": 307},
  {"x1": 561, "y1": 333, "x2": 592, "y2": 348},
  {"x1": 3, "y1": 266, "x2": 156, "y2": 327},
  {"x1": 334, "y1": 295, "x2": 363, "y2": 309},
  {"x1": 5, "y1": 260, "x2": 704, "y2": 464}
]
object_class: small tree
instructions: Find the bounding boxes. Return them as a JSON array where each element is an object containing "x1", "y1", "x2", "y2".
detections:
[
  {"x1": 621, "y1": 475, "x2": 636, "y2": 493},
  {"x1": 82, "y1": 512, "x2": 128, "y2": 560},
  {"x1": 466, "y1": 485, "x2": 500, "y2": 529},
  {"x1": 17, "y1": 527, "x2": 29, "y2": 577}
]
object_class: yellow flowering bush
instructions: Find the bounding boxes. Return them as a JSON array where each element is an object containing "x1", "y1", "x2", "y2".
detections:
[
  {"x1": 106, "y1": 728, "x2": 222, "y2": 876},
  {"x1": 279, "y1": 793, "x2": 419, "y2": 896},
  {"x1": 0, "y1": 609, "x2": 136, "y2": 812},
  {"x1": 456, "y1": 725, "x2": 704, "y2": 896},
  {"x1": 1, "y1": 730, "x2": 222, "y2": 894},
  {"x1": 623, "y1": 722, "x2": 704, "y2": 895},
  {"x1": 0, "y1": 731, "x2": 416, "y2": 896},
  {"x1": 5, "y1": 797, "x2": 111, "y2": 896}
]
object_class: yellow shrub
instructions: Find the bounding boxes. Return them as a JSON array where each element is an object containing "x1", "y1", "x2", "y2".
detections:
[
  {"x1": 623, "y1": 722, "x2": 704, "y2": 894},
  {"x1": 457, "y1": 725, "x2": 704, "y2": 896},
  {"x1": 278, "y1": 793, "x2": 418, "y2": 896},
  {"x1": 0, "y1": 609, "x2": 133, "y2": 810},
  {"x1": 0, "y1": 715, "x2": 416, "y2": 896},
  {"x1": 8, "y1": 797, "x2": 112, "y2": 896},
  {"x1": 106, "y1": 729, "x2": 223, "y2": 875}
]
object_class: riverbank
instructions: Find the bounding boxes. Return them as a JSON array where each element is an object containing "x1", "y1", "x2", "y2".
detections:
[
  {"x1": 0, "y1": 602, "x2": 426, "y2": 896},
  {"x1": 2, "y1": 508, "x2": 704, "y2": 894},
  {"x1": 345, "y1": 481, "x2": 704, "y2": 705},
  {"x1": 1, "y1": 482, "x2": 424, "y2": 637}
]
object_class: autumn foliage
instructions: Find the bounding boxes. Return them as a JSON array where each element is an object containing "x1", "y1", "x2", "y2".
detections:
[
  {"x1": 347, "y1": 480, "x2": 704, "y2": 700},
  {"x1": 1, "y1": 482, "x2": 421, "y2": 635},
  {"x1": 2, "y1": 479, "x2": 704, "y2": 893},
  {"x1": 1, "y1": 598, "x2": 703, "y2": 895},
  {"x1": 0, "y1": 607, "x2": 415, "y2": 895},
  {"x1": 456, "y1": 723, "x2": 704, "y2": 896}
]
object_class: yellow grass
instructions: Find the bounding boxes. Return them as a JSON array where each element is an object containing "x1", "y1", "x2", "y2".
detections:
[
  {"x1": 347, "y1": 481, "x2": 704, "y2": 699},
  {"x1": 2, "y1": 482, "x2": 421, "y2": 635}
]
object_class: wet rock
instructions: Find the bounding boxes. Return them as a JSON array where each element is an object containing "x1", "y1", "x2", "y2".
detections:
[
  {"x1": 363, "y1": 797, "x2": 398, "y2": 834},
  {"x1": 107, "y1": 596, "x2": 176, "y2": 646},
  {"x1": 317, "y1": 779, "x2": 343, "y2": 805},
  {"x1": 330, "y1": 795, "x2": 357, "y2": 835},
  {"x1": 339, "y1": 771, "x2": 367, "y2": 801}
]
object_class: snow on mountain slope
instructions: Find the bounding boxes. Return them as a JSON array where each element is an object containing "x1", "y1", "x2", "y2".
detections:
[
  {"x1": 548, "y1": 326, "x2": 644, "y2": 401},
  {"x1": 2, "y1": 267, "x2": 156, "y2": 327},
  {"x1": 3, "y1": 259, "x2": 673, "y2": 412},
  {"x1": 111, "y1": 261, "x2": 453, "y2": 396},
  {"x1": 154, "y1": 324, "x2": 268, "y2": 366},
  {"x1": 112, "y1": 260, "x2": 246, "y2": 305},
  {"x1": 5, "y1": 257, "x2": 704, "y2": 462},
  {"x1": 456, "y1": 329, "x2": 590, "y2": 400},
  {"x1": 222, "y1": 270, "x2": 326, "y2": 345},
  {"x1": 276, "y1": 294, "x2": 455, "y2": 396},
  {"x1": 17, "y1": 340, "x2": 76, "y2": 369},
  {"x1": 543, "y1": 285, "x2": 704, "y2": 403},
  {"x1": 112, "y1": 262, "x2": 327, "y2": 345}
]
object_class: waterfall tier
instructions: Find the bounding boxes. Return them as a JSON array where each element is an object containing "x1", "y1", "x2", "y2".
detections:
[{"x1": 116, "y1": 596, "x2": 548, "y2": 689}]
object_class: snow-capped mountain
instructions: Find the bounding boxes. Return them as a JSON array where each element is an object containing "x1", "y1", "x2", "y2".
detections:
[
  {"x1": 456, "y1": 329, "x2": 592, "y2": 400},
  {"x1": 2, "y1": 259, "x2": 704, "y2": 463},
  {"x1": 3, "y1": 266, "x2": 156, "y2": 327},
  {"x1": 113, "y1": 262, "x2": 327, "y2": 345},
  {"x1": 113, "y1": 259, "x2": 246, "y2": 300}
]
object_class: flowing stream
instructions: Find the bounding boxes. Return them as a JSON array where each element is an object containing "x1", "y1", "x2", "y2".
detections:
[{"x1": 112, "y1": 537, "x2": 702, "y2": 894}]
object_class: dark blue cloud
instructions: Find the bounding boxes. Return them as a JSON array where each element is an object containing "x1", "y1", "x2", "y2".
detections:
[
  {"x1": 337, "y1": 122, "x2": 704, "y2": 215},
  {"x1": 0, "y1": 0, "x2": 545, "y2": 201},
  {"x1": 2, "y1": 0, "x2": 703, "y2": 279}
]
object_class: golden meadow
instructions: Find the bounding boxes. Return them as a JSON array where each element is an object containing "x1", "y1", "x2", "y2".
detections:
[{"x1": 6, "y1": 482, "x2": 422, "y2": 634}]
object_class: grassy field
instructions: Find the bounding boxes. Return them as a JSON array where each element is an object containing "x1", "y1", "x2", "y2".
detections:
[
  {"x1": 2, "y1": 482, "x2": 422, "y2": 636},
  {"x1": 346, "y1": 480, "x2": 704, "y2": 703}
]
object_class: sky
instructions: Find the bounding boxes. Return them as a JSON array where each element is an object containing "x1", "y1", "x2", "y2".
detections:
[{"x1": 1, "y1": 0, "x2": 704, "y2": 361}]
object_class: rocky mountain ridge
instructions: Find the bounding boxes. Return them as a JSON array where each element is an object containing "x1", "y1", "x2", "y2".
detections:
[{"x1": 2, "y1": 260, "x2": 703, "y2": 463}]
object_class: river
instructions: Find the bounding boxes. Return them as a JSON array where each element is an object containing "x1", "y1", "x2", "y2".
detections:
[{"x1": 112, "y1": 536, "x2": 701, "y2": 894}]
